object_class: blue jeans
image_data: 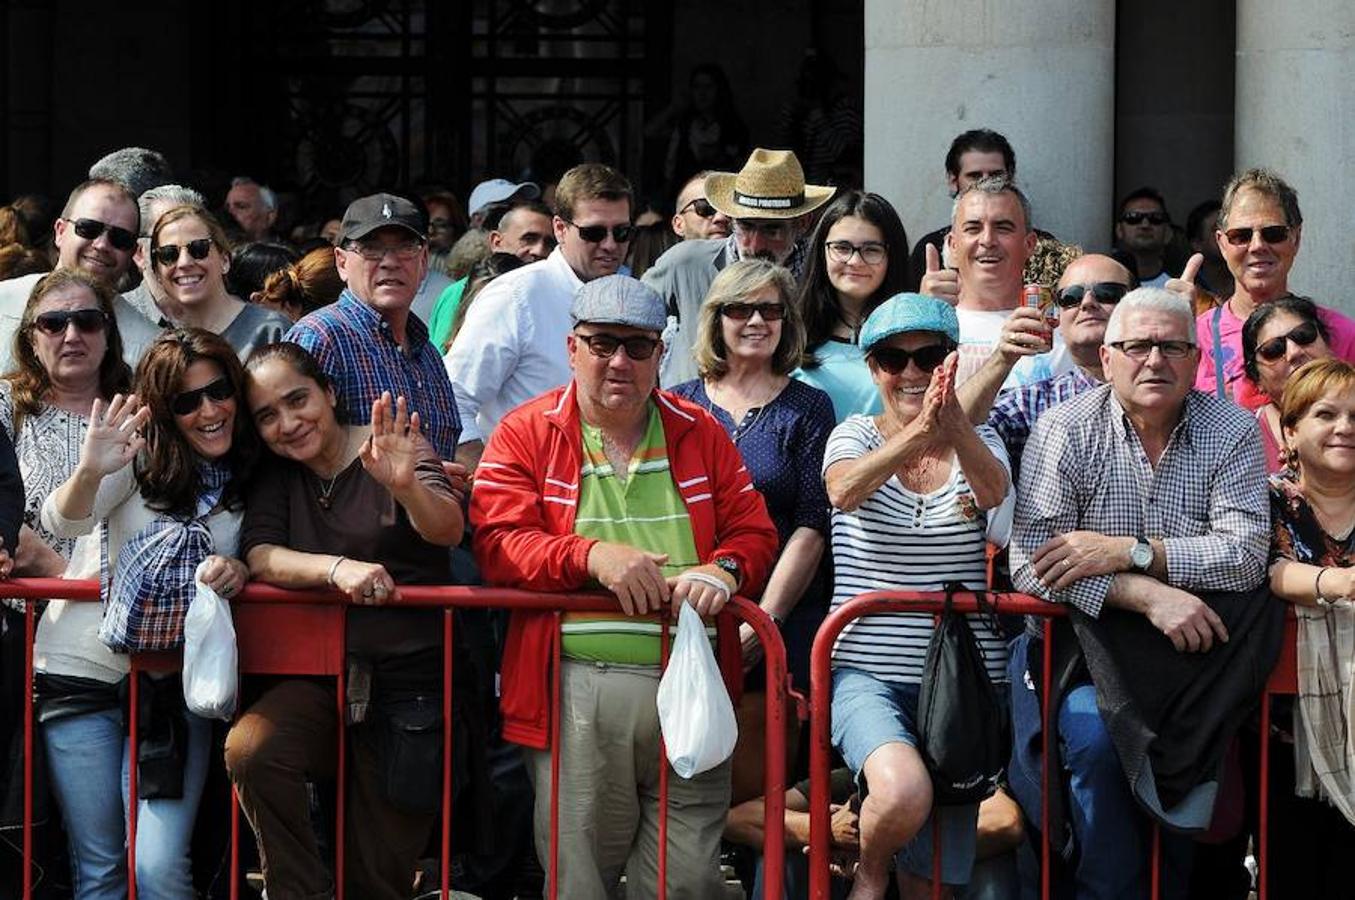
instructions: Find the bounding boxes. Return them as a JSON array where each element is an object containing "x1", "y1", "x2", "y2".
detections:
[{"x1": 43, "y1": 706, "x2": 211, "y2": 900}]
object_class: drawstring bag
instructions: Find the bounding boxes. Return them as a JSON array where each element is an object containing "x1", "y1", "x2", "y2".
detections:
[
  {"x1": 657, "y1": 602, "x2": 738, "y2": 778},
  {"x1": 916, "y1": 583, "x2": 1007, "y2": 805}
]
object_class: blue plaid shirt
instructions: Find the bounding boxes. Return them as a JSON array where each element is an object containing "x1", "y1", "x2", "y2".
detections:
[
  {"x1": 986, "y1": 366, "x2": 1099, "y2": 487},
  {"x1": 286, "y1": 291, "x2": 461, "y2": 458}
]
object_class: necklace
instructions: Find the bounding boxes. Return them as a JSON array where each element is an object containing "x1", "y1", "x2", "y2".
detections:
[
  {"x1": 315, "y1": 466, "x2": 347, "y2": 510},
  {"x1": 706, "y1": 379, "x2": 781, "y2": 444}
]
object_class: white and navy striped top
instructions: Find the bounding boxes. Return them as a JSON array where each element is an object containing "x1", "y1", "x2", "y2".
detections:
[{"x1": 823, "y1": 415, "x2": 1012, "y2": 685}]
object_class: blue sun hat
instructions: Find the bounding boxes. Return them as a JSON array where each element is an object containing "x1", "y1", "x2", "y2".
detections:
[{"x1": 858, "y1": 293, "x2": 960, "y2": 353}]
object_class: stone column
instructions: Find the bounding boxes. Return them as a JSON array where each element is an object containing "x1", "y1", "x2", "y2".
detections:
[
  {"x1": 1235, "y1": 0, "x2": 1355, "y2": 313},
  {"x1": 863, "y1": 0, "x2": 1116, "y2": 257}
]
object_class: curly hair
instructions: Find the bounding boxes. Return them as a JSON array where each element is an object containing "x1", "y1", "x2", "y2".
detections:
[{"x1": 1023, "y1": 238, "x2": 1084, "y2": 287}]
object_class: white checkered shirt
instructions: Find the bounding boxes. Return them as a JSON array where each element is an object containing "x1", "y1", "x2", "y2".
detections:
[{"x1": 1011, "y1": 384, "x2": 1269, "y2": 617}]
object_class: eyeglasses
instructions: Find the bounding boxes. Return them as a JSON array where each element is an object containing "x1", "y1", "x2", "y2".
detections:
[
  {"x1": 720, "y1": 302, "x2": 785, "y2": 321},
  {"x1": 869, "y1": 344, "x2": 951, "y2": 375},
  {"x1": 171, "y1": 376, "x2": 235, "y2": 416},
  {"x1": 733, "y1": 219, "x2": 791, "y2": 240},
  {"x1": 824, "y1": 240, "x2": 887, "y2": 266},
  {"x1": 1120, "y1": 211, "x2": 1168, "y2": 226},
  {"x1": 573, "y1": 331, "x2": 659, "y2": 361},
  {"x1": 1108, "y1": 339, "x2": 1196, "y2": 360},
  {"x1": 151, "y1": 238, "x2": 214, "y2": 268},
  {"x1": 562, "y1": 220, "x2": 633, "y2": 244},
  {"x1": 679, "y1": 198, "x2": 716, "y2": 219},
  {"x1": 66, "y1": 218, "x2": 137, "y2": 252},
  {"x1": 31, "y1": 308, "x2": 109, "y2": 336},
  {"x1": 344, "y1": 239, "x2": 425, "y2": 261},
  {"x1": 1222, "y1": 224, "x2": 1292, "y2": 246},
  {"x1": 1056, "y1": 282, "x2": 1130, "y2": 309},
  {"x1": 1255, "y1": 321, "x2": 1320, "y2": 362}
]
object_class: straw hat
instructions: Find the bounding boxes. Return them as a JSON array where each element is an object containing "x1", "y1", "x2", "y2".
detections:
[{"x1": 705, "y1": 148, "x2": 835, "y2": 220}]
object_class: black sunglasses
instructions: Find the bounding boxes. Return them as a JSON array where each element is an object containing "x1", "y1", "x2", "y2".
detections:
[
  {"x1": 1223, "y1": 224, "x2": 1292, "y2": 246},
  {"x1": 171, "y1": 376, "x2": 235, "y2": 416},
  {"x1": 870, "y1": 343, "x2": 951, "y2": 375},
  {"x1": 68, "y1": 217, "x2": 137, "y2": 252},
  {"x1": 1256, "y1": 321, "x2": 1320, "y2": 362},
  {"x1": 564, "y1": 220, "x2": 633, "y2": 244},
  {"x1": 679, "y1": 198, "x2": 716, "y2": 219},
  {"x1": 720, "y1": 302, "x2": 785, "y2": 322},
  {"x1": 151, "y1": 238, "x2": 214, "y2": 268},
  {"x1": 1056, "y1": 282, "x2": 1129, "y2": 309},
  {"x1": 574, "y1": 331, "x2": 659, "y2": 361},
  {"x1": 1120, "y1": 211, "x2": 1168, "y2": 226},
  {"x1": 32, "y1": 308, "x2": 109, "y2": 336}
]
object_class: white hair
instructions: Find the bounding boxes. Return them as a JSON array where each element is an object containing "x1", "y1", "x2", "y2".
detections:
[
  {"x1": 138, "y1": 184, "x2": 206, "y2": 235},
  {"x1": 1103, "y1": 286, "x2": 1197, "y2": 345},
  {"x1": 231, "y1": 176, "x2": 277, "y2": 211}
]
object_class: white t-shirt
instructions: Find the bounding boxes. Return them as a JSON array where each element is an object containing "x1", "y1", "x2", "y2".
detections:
[
  {"x1": 955, "y1": 307, "x2": 1073, "y2": 390},
  {"x1": 822, "y1": 414, "x2": 1012, "y2": 684}
]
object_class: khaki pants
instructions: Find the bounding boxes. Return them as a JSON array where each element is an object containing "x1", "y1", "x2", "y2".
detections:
[{"x1": 527, "y1": 660, "x2": 731, "y2": 900}]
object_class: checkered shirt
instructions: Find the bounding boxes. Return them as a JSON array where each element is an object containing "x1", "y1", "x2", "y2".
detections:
[
  {"x1": 1011, "y1": 383, "x2": 1269, "y2": 618},
  {"x1": 987, "y1": 366, "x2": 1100, "y2": 487},
  {"x1": 286, "y1": 291, "x2": 461, "y2": 458}
]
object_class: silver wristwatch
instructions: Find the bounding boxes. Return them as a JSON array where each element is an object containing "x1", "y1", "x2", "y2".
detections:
[{"x1": 1129, "y1": 537, "x2": 1153, "y2": 572}]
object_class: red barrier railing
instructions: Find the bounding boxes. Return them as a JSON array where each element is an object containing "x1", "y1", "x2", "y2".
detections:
[
  {"x1": 807, "y1": 590, "x2": 1298, "y2": 900},
  {"x1": 7, "y1": 580, "x2": 790, "y2": 900}
]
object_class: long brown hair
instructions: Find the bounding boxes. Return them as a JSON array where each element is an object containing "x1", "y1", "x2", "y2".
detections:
[
  {"x1": 133, "y1": 328, "x2": 257, "y2": 517},
  {"x1": 5, "y1": 269, "x2": 131, "y2": 426}
]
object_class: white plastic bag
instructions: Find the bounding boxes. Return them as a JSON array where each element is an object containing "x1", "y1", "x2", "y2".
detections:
[
  {"x1": 182, "y1": 561, "x2": 239, "y2": 720},
  {"x1": 656, "y1": 602, "x2": 738, "y2": 778}
]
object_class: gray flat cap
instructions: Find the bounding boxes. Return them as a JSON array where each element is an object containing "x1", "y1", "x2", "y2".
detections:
[{"x1": 571, "y1": 275, "x2": 667, "y2": 332}]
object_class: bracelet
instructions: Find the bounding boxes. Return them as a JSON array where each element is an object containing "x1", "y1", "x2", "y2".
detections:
[
  {"x1": 327, "y1": 556, "x2": 347, "y2": 587},
  {"x1": 678, "y1": 571, "x2": 732, "y2": 598}
]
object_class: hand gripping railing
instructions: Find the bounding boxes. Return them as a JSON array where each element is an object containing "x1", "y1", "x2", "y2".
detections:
[{"x1": 5, "y1": 580, "x2": 791, "y2": 900}]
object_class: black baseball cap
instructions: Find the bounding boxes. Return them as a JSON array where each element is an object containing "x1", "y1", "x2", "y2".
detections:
[{"x1": 339, "y1": 193, "x2": 425, "y2": 243}]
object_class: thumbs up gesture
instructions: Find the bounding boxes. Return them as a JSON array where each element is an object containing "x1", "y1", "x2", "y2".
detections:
[
  {"x1": 1164, "y1": 253, "x2": 1203, "y2": 306},
  {"x1": 919, "y1": 242, "x2": 961, "y2": 306}
]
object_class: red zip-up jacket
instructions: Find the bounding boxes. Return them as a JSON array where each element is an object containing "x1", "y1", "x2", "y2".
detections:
[{"x1": 469, "y1": 381, "x2": 778, "y2": 749}]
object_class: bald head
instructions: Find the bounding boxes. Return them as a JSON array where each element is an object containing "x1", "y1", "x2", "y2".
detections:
[{"x1": 1055, "y1": 254, "x2": 1135, "y2": 356}]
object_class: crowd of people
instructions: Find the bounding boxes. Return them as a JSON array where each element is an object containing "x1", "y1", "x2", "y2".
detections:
[{"x1": 0, "y1": 128, "x2": 1350, "y2": 900}]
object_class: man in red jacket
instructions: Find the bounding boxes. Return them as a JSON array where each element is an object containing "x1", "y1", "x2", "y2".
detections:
[{"x1": 470, "y1": 274, "x2": 777, "y2": 899}]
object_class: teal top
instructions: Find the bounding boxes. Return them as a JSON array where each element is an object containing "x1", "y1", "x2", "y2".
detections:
[
  {"x1": 792, "y1": 337, "x2": 882, "y2": 423},
  {"x1": 427, "y1": 275, "x2": 469, "y2": 350}
]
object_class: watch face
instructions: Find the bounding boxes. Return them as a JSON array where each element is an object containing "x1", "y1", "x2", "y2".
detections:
[{"x1": 1132, "y1": 542, "x2": 1152, "y2": 568}]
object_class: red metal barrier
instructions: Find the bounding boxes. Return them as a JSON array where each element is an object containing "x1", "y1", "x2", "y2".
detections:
[
  {"x1": 8, "y1": 580, "x2": 790, "y2": 900},
  {"x1": 807, "y1": 590, "x2": 1298, "y2": 900}
]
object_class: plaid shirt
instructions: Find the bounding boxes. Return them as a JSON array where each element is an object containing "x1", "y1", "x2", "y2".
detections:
[
  {"x1": 286, "y1": 291, "x2": 461, "y2": 458},
  {"x1": 1011, "y1": 384, "x2": 1269, "y2": 618},
  {"x1": 987, "y1": 366, "x2": 1100, "y2": 487}
]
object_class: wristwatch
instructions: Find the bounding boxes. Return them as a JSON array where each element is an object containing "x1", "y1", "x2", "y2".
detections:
[
  {"x1": 1129, "y1": 537, "x2": 1153, "y2": 572},
  {"x1": 712, "y1": 556, "x2": 742, "y2": 589}
]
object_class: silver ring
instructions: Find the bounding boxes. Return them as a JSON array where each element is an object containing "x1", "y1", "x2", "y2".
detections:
[
  {"x1": 1061, "y1": 559, "x2": 1072, "y2": 569},
  {"x1": 362, "y1": 588, "x2": 374, "y2": 598}
]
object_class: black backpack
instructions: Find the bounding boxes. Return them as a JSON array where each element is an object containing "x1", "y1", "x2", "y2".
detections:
[{"x1": 916, "y1": 584, "x2": 1008, "y2": 805}]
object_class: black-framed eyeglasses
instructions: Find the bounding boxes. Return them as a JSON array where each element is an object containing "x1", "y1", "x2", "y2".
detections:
[
  {"x1": 824, "y1": 240, "x2": 887, "y2": 266},
  {"x1": 151, "y1": 238, "x2": 214, "y2": 268},
  {"x1": 720, "y1": 302, "x2": 785, "y2": 322},
  {"x1": 563, "y1": 220, "x2": 633, "y2": 244},
  {"x1": 1120, "y1": 211, "x2": 1168, "y2": 226},
  {"x1": 1056, "y1": 282, "x2": 1130, "y2": 309},
  {"x1": 870, "y1": 343, "x2": 951, "y2": 375},
  {"x1": 1108, "y1": 339, "x2": 1195, "y2": 360},
  {"x1": 66, "y1": 217, "x2": 137, "y2": 252},
  {"x1": 679, "y1": 198, "x2": 716, "y2": 219},
  {"x1": 1255, "y1": 321, "x2": 1320, "y2": 362},
  {"x1": 573, "y1": 331, "x2": 659, "y2": 361},
  {"x1": 171, "y1": 376, "x2": 234, "y2": 416},
  {"x1": 1223, "y1": 224, "x2": 1291, "y2": 246},
  {"x1": 343, "y1": 239, "x2": 425, "y2": 261},
  {"x1": 31, "y1": 308, "x2": 109, "y2": 336}
]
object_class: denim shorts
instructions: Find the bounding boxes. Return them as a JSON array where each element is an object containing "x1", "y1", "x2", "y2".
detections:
[{"x1": 830, "y1": 666, "x2": 980, "y2": 886}]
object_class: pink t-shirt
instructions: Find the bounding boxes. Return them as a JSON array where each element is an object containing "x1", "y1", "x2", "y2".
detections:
[{"x1": 1194, "y1": 300, "x2": 1355, "y2": 409}]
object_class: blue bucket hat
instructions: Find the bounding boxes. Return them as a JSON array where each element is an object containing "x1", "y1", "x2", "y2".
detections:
[{"x1": 859, "y1": 293, "x2": 960, "y2": 353}]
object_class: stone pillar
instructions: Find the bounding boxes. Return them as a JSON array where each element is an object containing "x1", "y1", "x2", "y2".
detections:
[
  {"x1": 1235, "y1": 0, "x2": 1355, "y2": 313},
  {"x1": 863, "y1": 1, "x2": 1116, "y2": 257}
]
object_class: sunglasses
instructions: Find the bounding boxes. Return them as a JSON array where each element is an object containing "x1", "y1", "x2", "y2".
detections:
[
  {"x1": 31, "y1": 308, "x2": 109, "y2": 336},
  {"x1": 1223, "y1": 224, "x2": 1292, "y2": 246},
  {"x1": 720, "y1": 302, "x2": 785, "y2": 322},
  {"x1": 564, "y1": 220, "x2": 633, "y2": 244},
  {"x1": 824, "y1": 240, "x2": 887, "y2": 266},
  {"x1": 679, "y1": 198, "x2": 716, "y2": 219},
  {"x1": 171, "y1": 376, "x2": 235, "y2": 416},
  {"x1": 1108, "y1": 339, "x2": 1195, "y2": 360},
  {"x1": 1056, "y1": 282, "x2": 1129, "y2": 309},
  {"x1": 67, "y1": 217, "x2": 137, "y2": 252},
  {"x1": 870, "y1": 343, "x2": 951, "y2": 375},
  {"x1": 1120, "y1": 211, "x2": 1168, "y2": 226},
  {"x1": 1255, "y1": 321, "x2": 1320, "y2": 362},
  {"x1": 151, "y1": 238, "x2": 214, "y2": 268},
  {"x1": 574, "y1": 331, "x2": 659, "y2": 361}
]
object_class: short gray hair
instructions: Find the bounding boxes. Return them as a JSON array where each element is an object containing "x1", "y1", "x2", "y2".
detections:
[
  {"x1": 88, "y1": 147, "x2": 173, "y2": 197},
  {"x1": 138, "y1": 184, "x2": 206, "y2": 236},
  {"x1": 231, "y1": 176, "x2": 277, "y2": 211},
  {"x1": 952, "y1": 175, "x2": 1033, "y2": 232},
  {"x1": 1103, "y1": 287, "x2": 1196, "y2": 344}
]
